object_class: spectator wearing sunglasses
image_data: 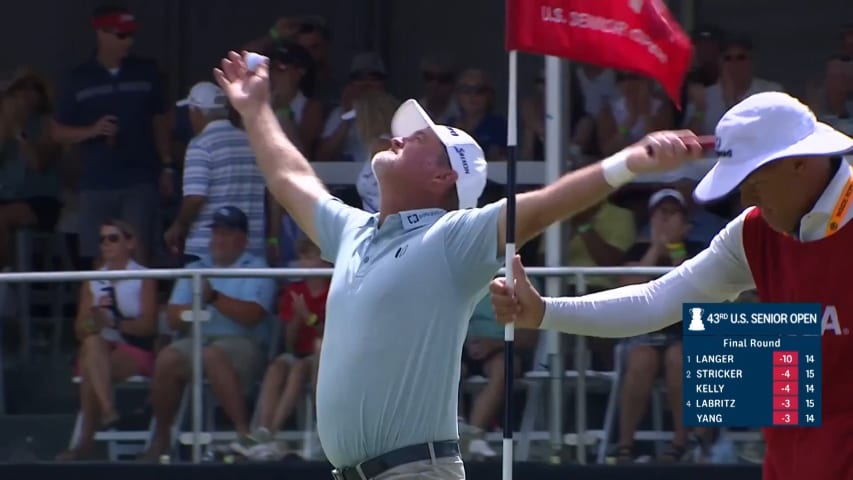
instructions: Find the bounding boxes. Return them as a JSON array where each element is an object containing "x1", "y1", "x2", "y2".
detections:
[
  {"x1": 57, "y1": 219, "x2": 158, "y2": 461},
  {"x1": 245, "y1": 16, "x2": 334, "y2": 107},
  {"x1": 418, "y1": 54, "x2": 460, "y2": 124},
  {"x1": 266, "y1": 42, "x2": 324, "y2": 157},
  {"x1": 0, "y1": 70, "x2": 64, "y2": 268},
  {"x1": 316, "y1": 52, "x2": 388, "y2": 164},
  {"x1": 264, "y1": 42, "x2": 325, "y2": 265},
  {"x1": 51, "y1": 4, "x2": 172, "y2": 268},
  {"x1": 448, "y1": 69, "x2": 507, "y2": 161},
  {"x1": 682, "y1": 35, "x2": 783, "y2": 136},
  {"x1": 806, "y1": 27, "x2": 853, "y2": 135}
]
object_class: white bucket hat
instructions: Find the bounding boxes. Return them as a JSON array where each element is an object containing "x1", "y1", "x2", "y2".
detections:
[
  {"x1": 391, "y1": 99, "x2": 488, "y2": 209},
  {"x1": 694, "y1": 91, "x2": 853, "y2": 203}
]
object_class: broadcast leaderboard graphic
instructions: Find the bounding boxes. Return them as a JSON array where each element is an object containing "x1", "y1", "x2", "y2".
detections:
[{"x1": 682, "y1": 303, "x2": 822, "y2": 427}]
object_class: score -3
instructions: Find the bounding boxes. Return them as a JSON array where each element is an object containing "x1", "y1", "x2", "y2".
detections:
[{"x1": 774, "y1": 412, "x2": 817, "y2": 424}]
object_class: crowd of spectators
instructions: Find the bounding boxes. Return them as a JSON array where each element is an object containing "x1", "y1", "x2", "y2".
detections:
[{"x1": 0, "y1": 2, "x2": 851, "y2": 465}]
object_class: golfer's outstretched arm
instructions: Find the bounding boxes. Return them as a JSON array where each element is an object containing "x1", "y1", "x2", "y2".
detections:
[
  {"x1": 497, "y1": 131, "x2": 704, "y2": 252},
  {"x1": 494, "y1": 211, "x2": 757, "y2": 337},
  {"x1": 215, "y1": 51, "x2": 333, "y2": 247},
  {"x1": 242, "y1": 105, "x2": 331, "y2": 245},
  {"x1": 548, "y1": 213, "x2": 755, "y2": 336}
]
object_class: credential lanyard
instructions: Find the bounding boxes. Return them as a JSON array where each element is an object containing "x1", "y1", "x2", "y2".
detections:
[{"x1": 825, "y1": 166, "x2": 853, "y2": 237}]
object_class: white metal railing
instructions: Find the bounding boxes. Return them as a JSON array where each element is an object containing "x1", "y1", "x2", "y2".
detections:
[{"x1": 0, "y1": 266, "x2": 674, "y2": 463}]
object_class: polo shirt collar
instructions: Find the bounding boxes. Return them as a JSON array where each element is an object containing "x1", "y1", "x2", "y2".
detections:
[
  {"x1": 197, "y1": 251, "x2": 254, "y2": 268},
  {"x1": 201, "y1": 119, "x2": 231, "y2": 134},
  {"x1": 798, "y1": 155, "x2": 853, "y2": 242},
  {"x1": 359, "y1": 208, "x2": 446, "y2": 232}
]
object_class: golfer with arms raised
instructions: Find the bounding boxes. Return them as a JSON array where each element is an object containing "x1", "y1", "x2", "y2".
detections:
[
  {"x1": 490, "y1": 92, "x2": 853, "y2": 480},
  {"x1": 214, "y1": 51, "x2": 703, "y2": 480}
]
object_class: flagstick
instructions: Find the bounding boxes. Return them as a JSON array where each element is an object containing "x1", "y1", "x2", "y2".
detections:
[{"x1": 502, "y1": 48, "x2": 518, "y2": 480}]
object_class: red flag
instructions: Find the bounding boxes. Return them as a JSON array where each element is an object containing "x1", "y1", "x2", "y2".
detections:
[{"x1": 506, "y1": 0, "x2": 692, "y2": 108}]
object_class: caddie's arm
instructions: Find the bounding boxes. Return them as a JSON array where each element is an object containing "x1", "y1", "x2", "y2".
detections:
[
  {"x1": 502, "y1": 211, "x2": 758, "y2": 337},
  {"x1": 496, "y1": 130, "x2": 703, "y2": 254}
]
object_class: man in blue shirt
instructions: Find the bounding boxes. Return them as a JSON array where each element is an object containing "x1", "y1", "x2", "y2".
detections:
[
  {"x1": 51, "y1": 5, "x2": 172, "y2": 266},
  {"x1": 215, "y1": 51, "x2": 704, "y2": 479},
  {"x1": 141, "y1": 206, "x2": 275, "y2": 460}
]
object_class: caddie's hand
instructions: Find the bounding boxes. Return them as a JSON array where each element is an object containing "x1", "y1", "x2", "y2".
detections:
[
  {"x1": 214, "y1": 51, "x2": 270, "y2": 117},
  {"x1": 625, "y1": 130, "x2": 704, "y2": 175},
  {"x1": 489, "y1": 256, "x2": 545, "y2": 329}
]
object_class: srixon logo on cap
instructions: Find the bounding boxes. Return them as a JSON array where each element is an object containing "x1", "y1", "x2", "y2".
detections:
[
  {"x1": 445, "y1": 127, "x2": 460, "y2": 137},
  {"x1": 715, "y1": 137, "x2": 732, "y2": 158},
  {"x1": 453, "y1": 146, "x2": 470, "y2": 174}
]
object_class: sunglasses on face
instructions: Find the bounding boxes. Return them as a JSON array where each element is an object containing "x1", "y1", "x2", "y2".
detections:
[
  {"x1": 350, "y1": 73, "x2": 384, "y2": 82},
  {"x1": 100, "y1": 233, "x2": 123, "y2": 244},
  {"x1": 617, "y1": 73, "x2": 642, "y2": 82},
  {"x1": 298, "y1": 21, "x2": 328, "y2": 36},
  {"x1": 724, "y1": 53, "x2": 749, "y2": 62},
  {"x1": 423, "y1": 72, "x2": 454, "y2": 84},
  {"x1": 458, "y1": 84, "x2": 488, "y2": 95},
  {"x1": 105, "y1": 30, "x2": 134, "y2": 40}
]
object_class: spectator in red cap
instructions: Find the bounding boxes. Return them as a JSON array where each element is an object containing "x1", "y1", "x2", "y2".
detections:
[{"x1": 51, "y1": 4, "x2": 172, "y2": 267}]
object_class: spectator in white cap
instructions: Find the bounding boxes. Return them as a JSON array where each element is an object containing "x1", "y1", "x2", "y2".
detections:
[
  {"x1": 164, "y1": 81, "x2": 269, "y2": 264},
  {"x1": 612, "y1": 187, "x2": 705, "y2": 463},
  {"x1": 490, "y1": 91, "x2": 853, "y2": 480},
  {"x1": 214, "y1": 50, "x2": 703, "y2": 478}
]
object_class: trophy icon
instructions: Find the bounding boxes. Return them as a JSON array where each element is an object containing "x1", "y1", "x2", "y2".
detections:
[{"x1": 688, "y1": 307, "x2": 706, "y2": 332}]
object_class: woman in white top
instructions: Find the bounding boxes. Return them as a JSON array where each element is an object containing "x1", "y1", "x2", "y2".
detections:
[
  {"x1": 353, "y1": 91, "x2": 401, "y2": 213},
  {"x1": 597, "y1": 72, "x2": 673, "y2": 157},
  {"x1": 268, "y1": 42, "x2": 324, "y2": 157},
  {"x1": 57, "y1": 219, "x2": 158, "y2": 460},
  {"x1": 266, "y1": 43, "x2": 325, "y2": 266}
]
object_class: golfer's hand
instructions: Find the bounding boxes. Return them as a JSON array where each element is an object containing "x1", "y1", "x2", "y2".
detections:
[
  {"x1": 489, "y1": 256, "x2": 546, "y2": 329},
  {"x1": 214, "y1": 51, "x2": 271, "y2": 117},
  {"x1": 625, "y1": 130, "x2": 705, "y2": 175}
]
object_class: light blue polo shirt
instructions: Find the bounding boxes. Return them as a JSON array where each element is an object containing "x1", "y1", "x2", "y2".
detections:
[
  {"x1": 169, "y1": 252, "x2": 276, "y2": 342},
  {"x1": 314, "y1": 196, "x2": 504, "y2": 468},
  {"x1": 467, "y1": 293, "x2": 504, "y2": 340}
]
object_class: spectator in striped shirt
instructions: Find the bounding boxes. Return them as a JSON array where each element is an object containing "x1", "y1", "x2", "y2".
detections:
[{"x1": 164, "y1": 81, "x2": 269, "y2": 264}]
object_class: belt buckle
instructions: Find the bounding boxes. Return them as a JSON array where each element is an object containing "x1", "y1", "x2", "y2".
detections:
[{"x1": 332, "y1": 467, "x2": 358, "y2": 480}]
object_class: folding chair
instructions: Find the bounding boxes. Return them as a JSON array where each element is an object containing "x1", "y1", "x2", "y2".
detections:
[
  {"x1": 15, "y1": 229, "x2": 76, "y2": 361},
  {"x1": 245, "y1": 319, "x2": 321, "y2": 459},
  {"x1": 596, "y1": 340, "x2": 669, "y2": 463},
  {"x1": 66, "y1": 375, "x2": 182, "y2": 460},
  {"x1": 66, "y1": 311, "x2": 186, "y2": 460},
  {"x1": 516, "y1": 333, "x2": 619, "y2": 461},
  {"x1": 175, "y1": 317, "x2": 297, "y2": 455}
]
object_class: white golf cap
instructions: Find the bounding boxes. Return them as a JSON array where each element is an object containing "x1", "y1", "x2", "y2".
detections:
[
  {"x1": 391, "y1": 99, "x2": 488, "y2": 209},
  {"x1": 694, "y1": 91, "x2": 853, "y2": 203},
  {"x1": 176, "y1": 81, "x2": 227, "y2": 110},
  {"x1": 649, "y1": 188, "x2": 686, "y2": 209}
]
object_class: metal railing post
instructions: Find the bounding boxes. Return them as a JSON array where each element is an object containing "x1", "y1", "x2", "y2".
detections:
[
  {"x1": 191, "y1": 273, "x2": 204, "y2": 463},
  {"x1": 574, "y1": 272, "x2": 588, "y2": 464}
]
